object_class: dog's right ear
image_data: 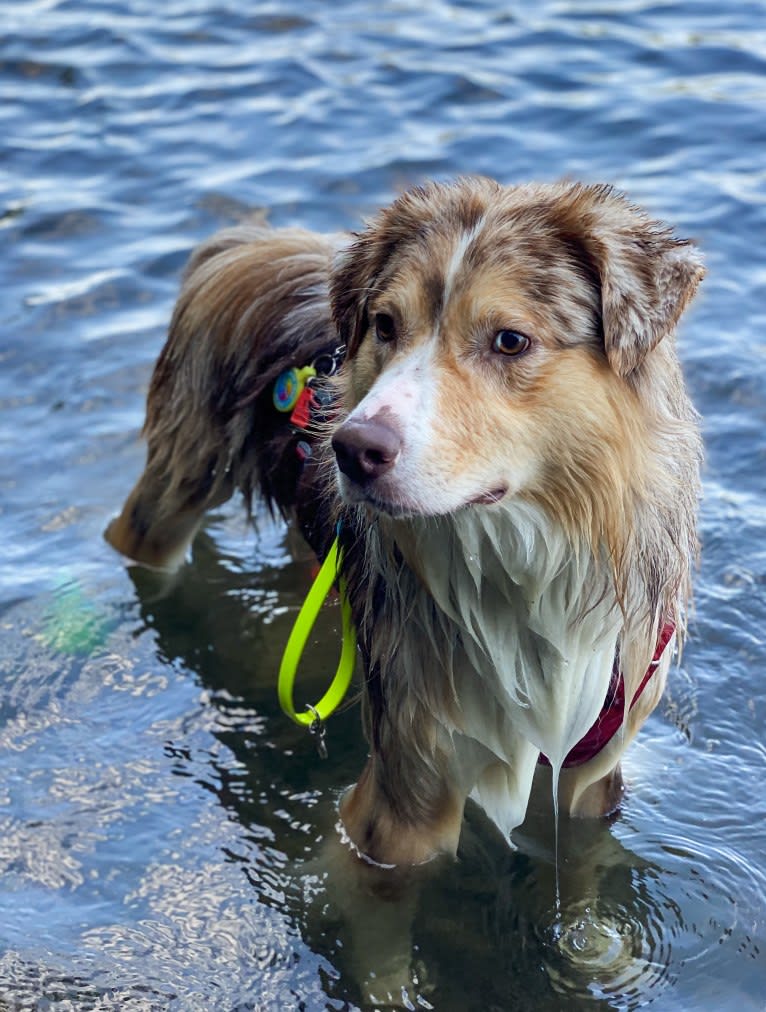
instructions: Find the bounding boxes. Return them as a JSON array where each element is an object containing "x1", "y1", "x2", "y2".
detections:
[{"x1": 331, "y1": 227, "x2": 394, "y2": 356}]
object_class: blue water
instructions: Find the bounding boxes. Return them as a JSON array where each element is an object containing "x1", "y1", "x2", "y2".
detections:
[{"x1": 1, "y1": 1, "x2": 765, "y2": 1008}]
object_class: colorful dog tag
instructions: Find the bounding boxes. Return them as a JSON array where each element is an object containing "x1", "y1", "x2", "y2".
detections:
[
  {"x1": 273, "y1": 366, "x2": 316, "y2": 412},
  {"x1": 289, "y1": 386, "x2": 316, "y2": 429}
]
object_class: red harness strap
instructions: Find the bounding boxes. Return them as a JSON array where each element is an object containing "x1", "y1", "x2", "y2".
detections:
[{"x1": 539, "y1": 621, "x2": 676, "y2": 769}]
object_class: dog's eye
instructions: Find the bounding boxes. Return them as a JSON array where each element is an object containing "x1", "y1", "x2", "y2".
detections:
[
  {"x1": 374, "y1": 313, "x2": 396, "y2": 343},
  {"x1": 493, "y1": 330, "x2": 530, "y2": 356}
]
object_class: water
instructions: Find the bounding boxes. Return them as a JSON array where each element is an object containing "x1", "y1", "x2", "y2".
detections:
[{"x1": 1, "y1": 1, "x2": 765, "y2": 1008}]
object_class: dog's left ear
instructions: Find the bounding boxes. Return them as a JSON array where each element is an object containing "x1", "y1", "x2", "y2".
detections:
[
  {"x1": 331, "y1": 184, "x2": 437, "y2": 355},
  {"x1": 579, "y1": 187, "x2": 705, "y2": 376},
  {"x1": 331, "y1": 222, "x2": 403, "y2": 357}
]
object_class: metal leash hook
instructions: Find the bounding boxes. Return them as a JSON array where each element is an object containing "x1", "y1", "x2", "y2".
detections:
[{"x1": 305, "y1": 703, "x2": 328, "y2": 759}]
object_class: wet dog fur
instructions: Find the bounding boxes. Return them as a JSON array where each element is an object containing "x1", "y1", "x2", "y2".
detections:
[{"x1": 106, "y1": 177, "x2": 703, "y2": 871}]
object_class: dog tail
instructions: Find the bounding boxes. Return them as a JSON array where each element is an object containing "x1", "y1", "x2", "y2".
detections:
[{"x1": 105, "y1": 223, "x2": 339, "y2": 569}]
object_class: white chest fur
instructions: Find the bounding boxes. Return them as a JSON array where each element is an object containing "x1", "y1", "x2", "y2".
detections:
[{"x1": 363, "y1": 501, "x2": 624, "y2": 836}]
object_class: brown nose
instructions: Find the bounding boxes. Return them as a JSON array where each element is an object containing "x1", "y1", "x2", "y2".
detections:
[{"x1": 332, "y1": 417, "x2": 402, "y2": 484}]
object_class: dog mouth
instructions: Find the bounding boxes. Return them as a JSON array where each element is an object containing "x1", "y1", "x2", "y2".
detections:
[
  {"x1": 467, "y1": 486, "x2": 509, "y2": 507},
  {"x1": 338, "y1": 481, "x2": 418, "y2": 518},
  {"x1": 337, "y1": 475, "x2": 509, "y2": 517}
]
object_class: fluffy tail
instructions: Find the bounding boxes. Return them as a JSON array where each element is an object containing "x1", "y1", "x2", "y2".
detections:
[{"x1": 106, "y1": 223, "x2": 339, "y2": 569}]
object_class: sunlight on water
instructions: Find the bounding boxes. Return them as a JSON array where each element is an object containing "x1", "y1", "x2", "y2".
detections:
[{"x1": 40, "y1": 577, "x2": 111, "y2": 656}]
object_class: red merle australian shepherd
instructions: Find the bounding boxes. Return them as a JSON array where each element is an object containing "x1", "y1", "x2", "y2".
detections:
[{"x1": 106, "y1": 177, "x2": 703, "y2": 873}]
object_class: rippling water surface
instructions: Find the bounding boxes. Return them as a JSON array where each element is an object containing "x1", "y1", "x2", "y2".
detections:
[{"x1": 1, "y1": 2, "x2": 765, "y2": 1009}]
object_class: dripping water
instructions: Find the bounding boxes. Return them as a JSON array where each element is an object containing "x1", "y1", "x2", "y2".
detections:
[{"x1": 551, "y1": 759, "x2": 563, "y2": 920}]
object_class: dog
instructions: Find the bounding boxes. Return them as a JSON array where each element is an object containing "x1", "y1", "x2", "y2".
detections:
[{"x1": 106, "y1": 177, "x2": 703, "y2": 872}]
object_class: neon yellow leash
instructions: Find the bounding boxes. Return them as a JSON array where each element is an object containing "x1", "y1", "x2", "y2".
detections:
[{"x1": 277, "y1": 536, "x2": 356, "y2": 735}]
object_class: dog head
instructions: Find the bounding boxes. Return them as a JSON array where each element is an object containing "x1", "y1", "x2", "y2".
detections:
[{"x1": 329, "y1": 177, "x2": 703, "y2": 532}]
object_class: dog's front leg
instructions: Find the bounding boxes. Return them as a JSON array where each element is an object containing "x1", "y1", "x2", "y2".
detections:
[
  {"x1": 310, "y1": 749, "x2": 463, "y2": 1005},
  {"x1": 306, "y1": 825, "x2": 432, "y2": 1007},
  {"x1": 340, "y1": 749, "x2": 465, "y2": 870}
]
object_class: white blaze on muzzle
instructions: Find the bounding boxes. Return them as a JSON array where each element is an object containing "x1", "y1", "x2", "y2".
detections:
[
  {"x1": 332, "y1": 339, "x2": 458, "y2": 513},
  {"x1": 347, "y1": 339, "x2": 438, "y2": 462}
]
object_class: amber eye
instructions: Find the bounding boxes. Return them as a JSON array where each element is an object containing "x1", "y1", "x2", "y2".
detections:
[
  {"x1": 374, "y1": 312, "x2": 396, "y2": 343},
  {"x1": 492, "y1": 330, "x2": 530, "y2": 356}
]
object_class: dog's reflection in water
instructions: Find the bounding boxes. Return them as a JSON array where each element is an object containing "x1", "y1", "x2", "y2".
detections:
[{"x1": 295, "y1": 772, "x2": 667, "y2": 1008}]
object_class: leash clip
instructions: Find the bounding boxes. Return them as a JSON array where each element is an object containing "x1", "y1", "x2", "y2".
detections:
[{"x1": 306, "y1": 703, "x2": 328, "y2": 760}]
